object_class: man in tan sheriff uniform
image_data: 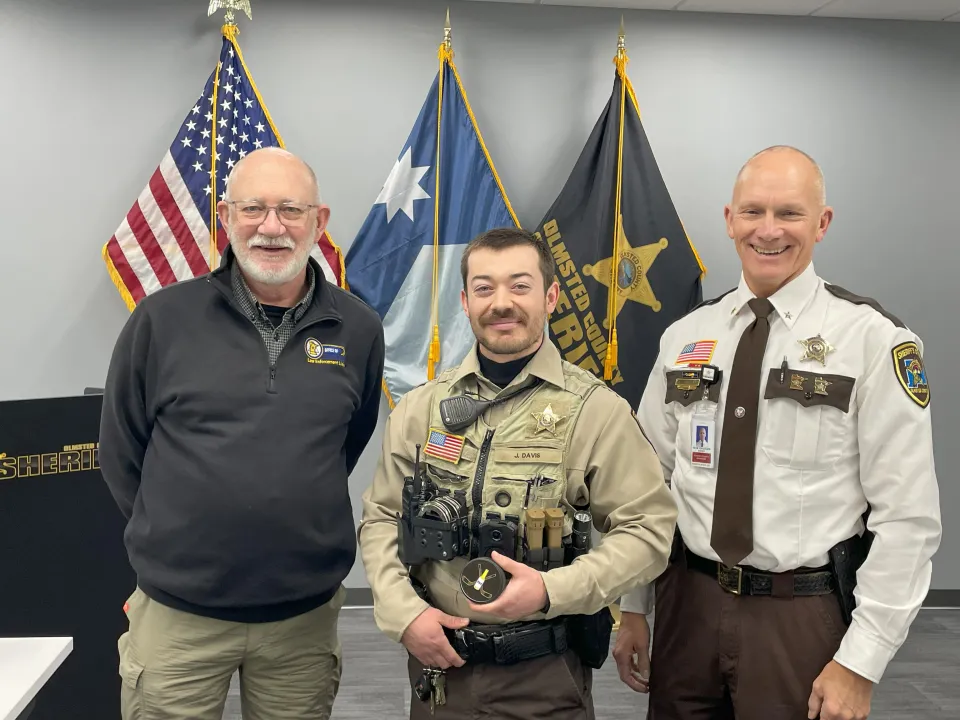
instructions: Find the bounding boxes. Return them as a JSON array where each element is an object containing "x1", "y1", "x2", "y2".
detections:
[
  {"x1": 358, "y1": 227, "x2": 678, "y2": 719},
  {"x1": 613, "y1": 146, "x2": 942, "y2": 720}
]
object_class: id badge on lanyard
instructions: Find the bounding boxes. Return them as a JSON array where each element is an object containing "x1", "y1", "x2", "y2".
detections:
[{"x1": 690, "y1": 364, "x2": 721, "y2": 469}]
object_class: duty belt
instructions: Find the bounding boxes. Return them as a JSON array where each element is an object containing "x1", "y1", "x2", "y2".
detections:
[
  {"x1": 444, "y1": 618, "x2": 568, "y2": 666},
  {"x1": 685, "y1": 548, "x2": 835, "y2": 597}
]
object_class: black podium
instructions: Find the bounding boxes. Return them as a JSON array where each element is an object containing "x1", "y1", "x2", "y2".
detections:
[{"x1": 0, "y1": 394, "x2": 134, "y2": 720}]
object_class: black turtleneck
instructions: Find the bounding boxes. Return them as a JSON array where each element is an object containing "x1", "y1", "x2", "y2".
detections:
[{"x1": 477, "y1": 345, "x2": 537, "y2": 389}]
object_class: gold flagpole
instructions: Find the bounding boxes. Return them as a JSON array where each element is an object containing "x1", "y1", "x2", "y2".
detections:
[
  {"x1": 604, "y1": 17, "x2": 627, "y2": 381},
  {"x1": 428, "y1": 9, "x2": 453, "y2": 380},
  {"x1": 206, "y1": 1, "x2": 253, "y2": 270},
  {"x1": 605, "y1": 17, "x2": 630, "y2": 629}
]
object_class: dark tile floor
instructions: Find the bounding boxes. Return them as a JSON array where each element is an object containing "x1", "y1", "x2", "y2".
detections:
[{"x1": 222, "y1": 608, "x2": 960, "y2": 719}]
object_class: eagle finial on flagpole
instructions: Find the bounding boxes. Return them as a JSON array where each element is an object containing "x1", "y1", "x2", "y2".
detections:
[{"x1": 208, "y1": 0, "x2": 252, "y2": 26}]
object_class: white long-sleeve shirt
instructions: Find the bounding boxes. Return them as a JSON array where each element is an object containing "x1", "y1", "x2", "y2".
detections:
[{"x1": 620, "y1": 263, "x2": 942, "y2": 683}]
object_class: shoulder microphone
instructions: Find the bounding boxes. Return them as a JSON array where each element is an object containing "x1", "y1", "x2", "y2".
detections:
[{"x1": 439, "y1": 378, "x2": 542, "y2": 432}]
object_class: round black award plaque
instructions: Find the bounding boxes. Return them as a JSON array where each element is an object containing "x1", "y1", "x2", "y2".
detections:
[{"x1": 460, "y1": 557, "x2": 508, "y2": 604}]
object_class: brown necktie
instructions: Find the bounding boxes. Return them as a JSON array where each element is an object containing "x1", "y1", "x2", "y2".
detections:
[{"x1": 710, "y1": 297, "x2": 774, "y2": 567}]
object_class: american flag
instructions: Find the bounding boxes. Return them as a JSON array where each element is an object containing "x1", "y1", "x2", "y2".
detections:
[
  {"x1": 676, "y1": 339, "x2": 716, "y2": 366},
  {"x1": 102, "y1": 27, "x2": 345, "y2": 311},
  {"x1": 424, "y1": 429, "x2": 464, "y2": 463}
]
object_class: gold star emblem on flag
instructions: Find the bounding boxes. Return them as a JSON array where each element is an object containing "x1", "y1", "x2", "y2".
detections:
[{"x1": 583, "y1": 214, "x2": 668, "y2": 327}]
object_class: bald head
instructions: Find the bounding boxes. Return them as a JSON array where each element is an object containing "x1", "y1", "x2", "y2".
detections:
[
  {"x1": 225, "y1": 147, "x2": 322, "y2": 205},
  {"x1": 734, "y1": 145, "x2": 826, "y2": 207},
  {"x1": 724, "y1": 145, "x2": 834, "y2": 298}
]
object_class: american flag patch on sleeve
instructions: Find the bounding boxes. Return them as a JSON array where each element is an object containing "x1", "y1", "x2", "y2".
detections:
[
  {"x1": 424, "y1": 428, "x2": 465, "y2": 463},
  {"x1": 675, "y1": 340, "x2": 717, "y2": 366}
]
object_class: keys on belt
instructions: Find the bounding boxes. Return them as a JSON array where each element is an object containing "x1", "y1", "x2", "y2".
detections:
[
  {"x1": 413, "y1": 620, "x2": 569, "y2": 711},
  {"x1": 414, "y1": 667, "x2": 446, "y2": 714}
]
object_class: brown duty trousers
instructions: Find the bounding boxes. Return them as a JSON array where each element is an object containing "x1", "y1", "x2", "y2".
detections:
[
  {"x1": 406, "y1": 646, "x2": 595, "y2": 720},
  {"x1": 647, "y1": 547, "x2": 847, "y2": 720}
]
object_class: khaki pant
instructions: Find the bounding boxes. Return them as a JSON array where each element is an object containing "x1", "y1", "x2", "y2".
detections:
[
  {"x1": 406, "y1": 648, "x2": 595, "y2": 720},
  {"x1": 118, "y1": 585, "x2": 345, "y2": 720}
]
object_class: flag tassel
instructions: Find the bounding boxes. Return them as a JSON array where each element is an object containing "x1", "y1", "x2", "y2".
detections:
[
  {"x1": 427, "y1": 324, "x2": 441, "y2": 380},
  {"x1": 604, "y1": 328, "x2": 619, "y2": 380}
]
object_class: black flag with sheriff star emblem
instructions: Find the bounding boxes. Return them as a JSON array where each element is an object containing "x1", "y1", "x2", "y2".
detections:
[{"x1": 534, "y1": 53, "x2": 706, "y2": 411}]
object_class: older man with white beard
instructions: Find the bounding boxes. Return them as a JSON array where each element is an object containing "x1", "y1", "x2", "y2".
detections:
[{"x1": 99, "y1": 147, "x2": 385, "y2": 720}]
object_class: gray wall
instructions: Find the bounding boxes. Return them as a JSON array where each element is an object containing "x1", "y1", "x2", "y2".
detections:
[{"x1": 1, "y1": 0, "x2": 956, "y2": 590}]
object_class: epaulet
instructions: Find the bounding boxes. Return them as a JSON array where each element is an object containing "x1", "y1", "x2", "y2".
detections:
[
  {"x1": 686, "y1": 288, "x2": 735, "y2": 316},
  {"x1": 436, "y1": 367, "x2": 459, "y2": 383},
  {"x1": 824, "y1": 284, "x2": 905, "y2": 329},
  {"x1": 559, "y1": 358, "x2": 607, "y2": 394}
]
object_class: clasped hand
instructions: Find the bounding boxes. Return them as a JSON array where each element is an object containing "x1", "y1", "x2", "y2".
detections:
[
  {"x1": 465, "y1": 551, "x2": 548, "y2": 619},
  {"x1": 400, "y1": 552, "x2": 548, "y2": 669}
]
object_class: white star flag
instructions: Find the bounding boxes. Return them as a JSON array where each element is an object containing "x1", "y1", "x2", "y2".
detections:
[
  {"x1": 344, "y1": 42, "x2": 519, "y2": 407},
  {"x1": 376, "y1": 147, "x2": 431, "y2": 223}
]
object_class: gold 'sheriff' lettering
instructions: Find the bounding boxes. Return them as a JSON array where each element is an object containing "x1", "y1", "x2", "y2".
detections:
[
  {"x1": 0, "y1": 445, "x2": 99, "y2": 481},
  {"x1": 537, "y1": 220, "x2": 624, "y2": 387},
  {"x1": 0, "y1": 455, "x2": 15, "y2": 481}
]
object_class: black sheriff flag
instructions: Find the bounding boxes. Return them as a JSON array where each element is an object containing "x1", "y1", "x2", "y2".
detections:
[{"x1": 534, "y1": 39, "x2": 706, "y2": 410}]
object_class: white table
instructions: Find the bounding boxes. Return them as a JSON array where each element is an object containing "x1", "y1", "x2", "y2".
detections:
[{"x1": 0, "y1": 638, "x2": 73, "y2": 720}]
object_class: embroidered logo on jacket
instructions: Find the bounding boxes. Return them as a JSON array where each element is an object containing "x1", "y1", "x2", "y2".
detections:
[{"x1": 304, "y1": 338, "x2": 345, "y2": 367}]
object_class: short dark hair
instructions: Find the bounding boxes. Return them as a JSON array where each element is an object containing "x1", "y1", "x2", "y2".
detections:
[{"x1": 460, "y1": 227, "x2": 556, "y2": 291}]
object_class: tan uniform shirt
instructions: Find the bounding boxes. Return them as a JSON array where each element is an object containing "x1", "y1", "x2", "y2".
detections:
[
  {"x1": 620, "y1": 264, "x2": 942, "y2": 683},
  {"x1": 359, "y1": 337, "x2": 678, "y2": 643}
]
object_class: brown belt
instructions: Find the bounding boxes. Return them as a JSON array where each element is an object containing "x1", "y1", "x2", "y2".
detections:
[{"x1": 684, "y1": 548, "x2": 834, "y2": 597}]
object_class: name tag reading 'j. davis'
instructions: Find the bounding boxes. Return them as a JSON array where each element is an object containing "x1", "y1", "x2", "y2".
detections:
[{"x1": 492, "y1": 448, "x2": 563, "y2": 464}]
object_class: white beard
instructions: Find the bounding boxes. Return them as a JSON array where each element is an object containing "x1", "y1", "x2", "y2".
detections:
[{"x1": 229, "y1": 228, "x2": 313, "y2": 285}]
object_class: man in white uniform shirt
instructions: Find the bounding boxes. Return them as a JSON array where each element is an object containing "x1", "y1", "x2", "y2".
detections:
[{"x1": 613, "y1": 146, "x2": 941, "y2": 720}]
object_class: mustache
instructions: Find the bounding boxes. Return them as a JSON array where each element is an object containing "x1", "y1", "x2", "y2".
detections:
[
  {"x1": 482, "y1": 308, "x2": 527, "y2": 325},
  {"x1": 247, "y1": 234, "x2": 295, "y2": 250}
]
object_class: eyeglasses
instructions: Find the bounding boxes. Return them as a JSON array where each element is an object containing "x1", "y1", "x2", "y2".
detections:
[{"x1": 226, "y1": 201, "x2": 319, "y2": 226}]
